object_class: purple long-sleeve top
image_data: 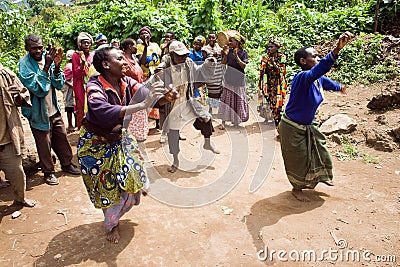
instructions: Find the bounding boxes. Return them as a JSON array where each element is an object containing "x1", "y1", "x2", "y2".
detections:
[
  {"x1": 285, "y1": 51, "x2": 342, "y2": 125},
  {"x1": 85, "y1": 75, "x2": 149, "y2": 130}
]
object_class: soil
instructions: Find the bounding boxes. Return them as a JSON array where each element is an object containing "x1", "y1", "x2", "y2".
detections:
[{"x1": 0, "y1": 80, "x2": 399, "y2": 267}]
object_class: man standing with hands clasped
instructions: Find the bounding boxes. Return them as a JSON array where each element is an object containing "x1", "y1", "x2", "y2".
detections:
[
  {"x1": 279, "y1": 31, "x2": 353, "y2": 202},
  {"x1": 19, "y1": 34, "x2": 80, "y2": 186}
]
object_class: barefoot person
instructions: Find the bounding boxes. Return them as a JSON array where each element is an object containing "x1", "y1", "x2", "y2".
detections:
[
  {"x1": 155, "y1": 41, "x2": 220, "y2": 173},
  {"x1": 77, "y1": 46, "x2": 175, "y2": 243},
  {"x1": 72, "y1": 32, "x2": 94, "y2": 129},
  {"x1": 279, "y1": 31, "x2": 353, "y2": 202},
  {"x1": 62, "y1": 50, "x2": 76, "y2": 132},
  {"x1": 0, "y1": 63, "x2": 36, "y2": 207},
  {"x1": 257, "y1": 38, "x2": 287, "y2": 128}
]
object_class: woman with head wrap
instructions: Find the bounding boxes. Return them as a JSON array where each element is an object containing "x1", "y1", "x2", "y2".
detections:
[
  {"x1": 95, "y1": 33, "x2": 108, "y2": 48},
  {"x1": 136, "y1": 26, "x2": 162, "y2": 129},
  {"x1": 136, "y1": 26, "x2": 161, "y2": 79},
  {"x1": 218, "y1": 32, "x2": 249, "y2": 129},
  {"x1": 189, "y1": 35, "x2": 206, "y2": 65},
  {"x1": 72, "y1": 32, "x2": 94, "y2": 129},
  {"x1": 257, "y1": 37, "x2": 287, "y2": 129},
  {"x1": 77, "y1": 46, "x2": 176, "y2": 243}
]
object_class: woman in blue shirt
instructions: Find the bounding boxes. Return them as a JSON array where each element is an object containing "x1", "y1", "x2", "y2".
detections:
[{"x1": 279, "y1": 31, "x2": 353, "y2": 202}]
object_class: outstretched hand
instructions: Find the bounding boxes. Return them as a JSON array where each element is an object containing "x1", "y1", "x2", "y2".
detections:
[
  {"x1": 337, "y1": 31, "x2": 353, "y2": 49},
  {"x1": 333, "y1": 31, "x2": 354, "y2": 55},
  {"x1": 143, "y1": 81, "x2": 167, "y2": 107}
]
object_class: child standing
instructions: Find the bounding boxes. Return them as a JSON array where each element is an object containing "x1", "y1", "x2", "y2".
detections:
[{"x1": 63, "y1": 50, "x2": 76, "y2": 132}]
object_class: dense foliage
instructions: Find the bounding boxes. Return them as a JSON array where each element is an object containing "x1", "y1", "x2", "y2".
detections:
[{"x1": 0, "y1": 0, "x2": 399, "y2": 93}]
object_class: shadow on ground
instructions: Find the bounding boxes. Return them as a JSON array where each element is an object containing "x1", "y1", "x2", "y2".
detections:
[
  {"x1": 35, "y1": 219, "x2": 137, "y2": 267},
  {"x1": 0, "y1": 204, "x2": 22, "y2": 223},
  {"x1": 245, "y1": 191, "x2": 327, "y2": 256}
]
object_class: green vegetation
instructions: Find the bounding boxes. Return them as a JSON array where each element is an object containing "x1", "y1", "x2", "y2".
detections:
[
  {"x1": 334, "y1": 139, "x2": 381, "y2": 163},
  {"x1": 0, "y1": 0, "x2": 399, "y2": 88}
]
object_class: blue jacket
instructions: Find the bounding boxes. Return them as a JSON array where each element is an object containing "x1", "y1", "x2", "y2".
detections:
[
  {"x1": 19, "y1": 53, "x2": 65, "y2": 131},
  {"x1": 285, "y1": 51, "x2": 342, "y2": 125}
]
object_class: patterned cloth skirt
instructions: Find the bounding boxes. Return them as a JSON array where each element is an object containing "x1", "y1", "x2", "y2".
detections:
[
  {"x1": 218, "y1": 83, "x2": 249, "y2": 123},
  {"x1": 143, "y1": 76, "x2": 160, "y2": 120},
  {"x1": 128, "y1": 110, "x2": 149, "y2": 141},
  {"x1": 77, "y1": 127, "x2": 148, "y2": 209}
]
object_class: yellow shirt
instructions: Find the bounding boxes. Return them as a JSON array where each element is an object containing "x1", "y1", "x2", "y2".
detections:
[{"x1": 136, "y1": 42, "x2": 162, "y2": 77}]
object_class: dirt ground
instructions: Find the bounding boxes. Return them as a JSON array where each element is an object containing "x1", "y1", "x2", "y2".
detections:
[{"x1": 0, "y1": 80, "x2": 399, "y2": 267}]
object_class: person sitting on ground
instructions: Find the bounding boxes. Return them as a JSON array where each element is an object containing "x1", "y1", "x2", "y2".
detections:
[
  {"x1": 155, "y1": 40, "x2": 220, "y2": 173},
  {"x1": 62, "y1": 49, "x2": 76, "y2": 132},
  {"x1": 279, "y1": 31, "x2": 353, "y2": 202},
  {"x1": 0, "y1": 63, "x2": 36, "y2": 207},
  {"x1": 19, "y1": 34, "x2": 80, "y2": 186},
  {"x1": 77, "y1": 46, "x2": 176, "y2": 243}
]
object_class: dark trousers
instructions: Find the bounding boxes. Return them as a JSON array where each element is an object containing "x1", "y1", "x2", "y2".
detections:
[
  {"x1": 31, "y1": 113, "x2": 73, "y2": 174},
  {"x1": 168, "y1": 118, "x2": 214, "y2": 155}
]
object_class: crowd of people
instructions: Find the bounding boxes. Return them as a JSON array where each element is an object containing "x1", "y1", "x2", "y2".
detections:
[{"x1": 0, "y1": 26, "x2": 353, "y2": 243}]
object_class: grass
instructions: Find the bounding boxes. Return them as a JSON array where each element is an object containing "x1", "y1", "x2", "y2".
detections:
[{"x1": 334, "y1": 139, "x2": 381, "y2": 164}]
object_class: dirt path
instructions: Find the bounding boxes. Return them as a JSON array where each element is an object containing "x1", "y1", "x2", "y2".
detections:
[{"x1": 0, "y1": 82, "x2": 399, "y2": 266}]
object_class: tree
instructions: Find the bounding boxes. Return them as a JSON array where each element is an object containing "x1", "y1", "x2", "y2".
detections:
[{"x1": 27, "y1": 0, "x2": 55, "y2": 16}]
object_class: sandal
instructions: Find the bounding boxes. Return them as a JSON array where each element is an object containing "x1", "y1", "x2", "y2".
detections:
[
  {"x1": 44, "y1": 174, "x2": 59, "y2": 185},
  {"x1": 167, "y1": 165, "x2": 178, "y2": 173}
]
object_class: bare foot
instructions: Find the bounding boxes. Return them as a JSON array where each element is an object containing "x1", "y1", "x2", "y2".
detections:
[
  {"x1": 106, "y1": 224, "x2": 120, "y2": 244},
  {"x1": 13, "y1": 199, "x2": 36, "y2": 208},
  {"x1": 203, "y1": 143, "x2": 220, "y2": 154},
  {"x1": 291, "y1": 189, "x2": 310, "y2": 202}
]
